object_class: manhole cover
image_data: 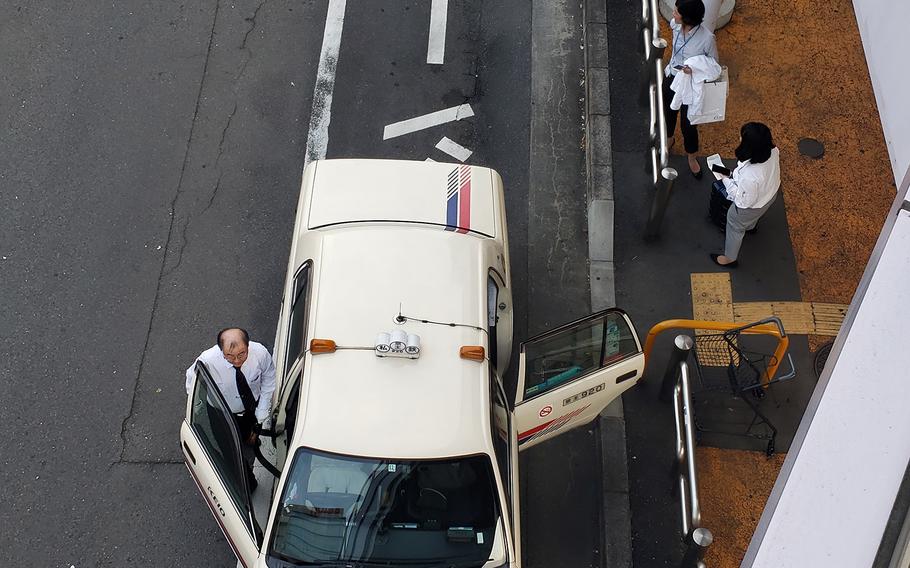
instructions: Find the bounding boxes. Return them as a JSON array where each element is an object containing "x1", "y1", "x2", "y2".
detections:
[
  {"x1": 798, "y1": 137, "x2": 825, "y2": 159},
  {"x1": 814, "y1": 341, "x2": 834, "y2": 379}
]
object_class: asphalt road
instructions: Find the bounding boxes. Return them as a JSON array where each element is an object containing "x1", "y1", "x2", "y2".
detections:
[{"x1": 0, "y1": 1, "x2": 604, "y2": 566}]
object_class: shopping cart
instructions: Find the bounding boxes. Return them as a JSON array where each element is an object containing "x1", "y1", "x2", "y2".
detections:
[{"x1": 688, "y1": 317, "x2": 797, "y2": 455}]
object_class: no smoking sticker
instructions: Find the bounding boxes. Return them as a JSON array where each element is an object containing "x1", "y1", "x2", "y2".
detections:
[{"x1": 539, "y1": 405, "x2": 552, "y2": 418}]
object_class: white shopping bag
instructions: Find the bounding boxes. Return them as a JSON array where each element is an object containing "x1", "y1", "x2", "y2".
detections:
[{"x1": 689, "y1": 66, "x2": 728, "y2": 125}]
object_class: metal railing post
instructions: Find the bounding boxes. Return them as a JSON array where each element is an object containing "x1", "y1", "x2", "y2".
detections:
[
  {"x1": 641, "y1": 37, "x2": 667, "y2": 106},
  {"x1": 681, "y1": 527, "x2": 714, "y2": 568},
  {"x1": 644, "y1": 166, "x2": 679, "y2": 240},
  {"x1": 640, "y1": 0, "x2": 675, "y2": 238},
  {"x1": 639, "y1": 0, "x2": 651, "y2": 56},
  {"x1": 660, "y1": 334, "x2": 693, "y2": 401}
]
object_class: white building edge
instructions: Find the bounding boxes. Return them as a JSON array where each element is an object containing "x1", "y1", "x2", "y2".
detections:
[{"x1": 743, "y1": 2, "x2": 910, "y2": 566}]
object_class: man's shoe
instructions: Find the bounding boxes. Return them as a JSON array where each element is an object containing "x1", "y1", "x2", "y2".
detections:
[{"x1": 710, "y1": 253, "x2": 738, "y2": 268}]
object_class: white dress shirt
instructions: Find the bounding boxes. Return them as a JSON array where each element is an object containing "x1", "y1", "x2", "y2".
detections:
[
  {"x1": 666, "y1": 19, "x2": 719, "y2": 77},
  {"x1": 185, "y1": 341, "x2": 277, "y2": 423},
  {"x1": 722, "y1": 147, "x2": 781, "y2": 209}
]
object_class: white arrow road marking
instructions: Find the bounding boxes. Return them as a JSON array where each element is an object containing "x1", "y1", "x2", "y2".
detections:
[
  {"x1": 382, "y1": 103, "x2": 474, "y2": 140},
  {"x1": 304, "y1": 0, "x2": 347, "y2": 169},
  {"x1": 435, "y1": 136, "x2": 473, "y2": 162},
  {"x1": 427, "y1": 0, "x2": 448, "y2": 64}
]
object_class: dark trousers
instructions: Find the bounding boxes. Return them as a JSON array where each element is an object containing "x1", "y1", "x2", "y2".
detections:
[
  {"x1": 663, "y1": 76, "x2": 699, "y2": 154},
  {"x1": 232, "y1": 411, "x2": 258, "y2": 474}
]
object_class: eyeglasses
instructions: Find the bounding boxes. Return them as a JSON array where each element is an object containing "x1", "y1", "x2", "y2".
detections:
[{"x1": 223, "y1": 350, "x2": 248, "y2": 362}]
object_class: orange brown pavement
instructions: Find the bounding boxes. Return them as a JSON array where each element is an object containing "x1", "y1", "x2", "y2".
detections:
[
  {"x1": 695, "y1": 447, "x2": 787, "y2": 567},
  {"x1": 661, "y1": 0, "x2": 896, "y2": 564}
]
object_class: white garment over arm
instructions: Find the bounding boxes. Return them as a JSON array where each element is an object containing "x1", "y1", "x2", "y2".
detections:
[{"x1": 669, "y1": 55, "x2": 722, "y2": 117}]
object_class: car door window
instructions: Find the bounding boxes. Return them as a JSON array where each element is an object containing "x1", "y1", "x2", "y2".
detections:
[
  {"x1": 522, "y1": 311, "x2": 638, "y2": 401},
  {"x1": 285, "y1": 262, "x2": 311, "y2": 375},
  {"x1": 487, "y1": 275, "x2": 499, "y2": 368},
  {"x1": 190, "y1": 364, "x2": 250, "y2": 518}
]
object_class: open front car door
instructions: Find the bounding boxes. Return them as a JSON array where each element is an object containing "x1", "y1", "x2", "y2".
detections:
[
  {"x1": 180, "y1": 361, "x2": 262, "y2": 566},
  {"x1": 514, "y1": 309, "x2": 644, "y2": 450}
]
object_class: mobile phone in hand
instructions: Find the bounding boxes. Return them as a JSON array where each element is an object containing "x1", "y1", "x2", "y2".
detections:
[
  {"x1": 673, "y1": 64, "x2": 685, "y2": 70},
  {"x1": 711, "y1": 163, "x2": 732, "y2": 176}
]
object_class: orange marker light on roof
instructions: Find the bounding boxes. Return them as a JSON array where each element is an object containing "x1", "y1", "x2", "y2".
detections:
[
  {"x1": 310, "y1": 339, "x2": 337, "y2": 354},
  {"x1": 460, "y1": 346, "x2": 485, "y2": 362}
]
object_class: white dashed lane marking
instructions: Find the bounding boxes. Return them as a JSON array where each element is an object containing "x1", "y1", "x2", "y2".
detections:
[
  {"x1": 435, "y1": 136, "x2": 472, "y2": 162},
  {"x1": 304, "y1": 0, "x2": 347, "y2": 169},
  {"x1": 382, "y1": 103, "x2": 474, "y2": 140},
  {"x1": 427, "y1": 0, "x2": 448, "y2": 64}
]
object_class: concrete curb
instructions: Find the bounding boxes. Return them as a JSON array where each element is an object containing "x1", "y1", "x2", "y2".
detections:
[{"x1": 583, "y1": 0, "x2": 634, "y2": 566}]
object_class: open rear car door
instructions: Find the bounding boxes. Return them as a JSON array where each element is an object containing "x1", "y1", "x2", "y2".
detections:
[{"x1": 514, "y1": 309, "x2": 645, "y2": 450}]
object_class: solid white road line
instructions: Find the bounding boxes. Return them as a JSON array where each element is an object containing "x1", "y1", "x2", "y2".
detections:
[
  {"x1": 304, "y1": 0, "x2": 347, "y2": 169},
  {"x1": 435, "y1": 136, "x2": 473, "y2": 162},
  {"x1": 427, "y1": 0, "x2": 448, "y2": 64},
  {"x1": 382, "y1": 103, "x2": 474, "y2": 140}
]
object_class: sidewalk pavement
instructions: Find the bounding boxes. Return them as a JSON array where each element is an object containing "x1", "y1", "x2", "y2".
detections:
[{"x1": 584, "y1": 0, "x2": 894, "y2": 565}]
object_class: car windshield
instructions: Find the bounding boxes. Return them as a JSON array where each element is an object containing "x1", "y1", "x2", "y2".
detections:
[{"x1": 267, "y1": 448, "x2": 499, "y2": 567}]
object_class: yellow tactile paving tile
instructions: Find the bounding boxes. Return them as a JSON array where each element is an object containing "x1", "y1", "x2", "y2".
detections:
[
  {"x1": 733, "y1": 301, "x2": 848, "y2": 336},
  {"x1": 690, "y1": 273, "x2": 736, "y2": 366},
  {"x1": 812, "y1": 302, "x2": 850, "y2": 335},
  {"x1": 734, "y1": 301, "x2": 814, "y2": 334},
  {"x1": 689, "y1": 274, "x2": 849, "y2": 336},
  {"x1": 690, "y1": 273, "x2": 733, "y2": 322}
]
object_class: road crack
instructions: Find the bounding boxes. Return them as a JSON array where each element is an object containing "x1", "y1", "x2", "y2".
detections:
[
  {"x1": 117, "y1": 0, "x2": 222, "y2": 464},
  {"x1": 237, "y1": 0, "x2": 269, "y2": 82}
]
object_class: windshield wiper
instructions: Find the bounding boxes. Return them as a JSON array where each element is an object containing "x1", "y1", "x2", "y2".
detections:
[
  {"x1": 366, "y1": 560, "x2": 487, "y2": 568},
  {"x1": 418, "y1": 560, "x2": 491, "y2": 568},
  {"x1": 269, "y1": 556, "x2": 488, "y2": 568},
  {"x1": 268, "y1": 552, "x2": 355, "y2": 567}
]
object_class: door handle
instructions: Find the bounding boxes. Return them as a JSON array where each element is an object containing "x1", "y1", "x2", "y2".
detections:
[
  {"x1": 616, "y1": 370, "x2": 637, "y2": 384},
  {"x1": 183, "y1": 442, "x2": 196, "y2": 465}
]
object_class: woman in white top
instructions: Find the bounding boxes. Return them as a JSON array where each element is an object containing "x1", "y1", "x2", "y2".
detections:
[
  {"x1": 711, "y1": 122, "x2": 781, "y2": 267},
  {"x1": 664, "y1": 0, "x2": 718, "y2": 179}
]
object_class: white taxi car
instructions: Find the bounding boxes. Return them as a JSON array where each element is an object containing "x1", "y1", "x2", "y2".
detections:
[{"x1": 181, "y1": 159, "x2": 645, "y2": 567}]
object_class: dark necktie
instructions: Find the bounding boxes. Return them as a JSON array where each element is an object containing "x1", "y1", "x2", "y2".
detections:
[{"x1": 234, "y1": 366, "x2": 257, "y2": 415}]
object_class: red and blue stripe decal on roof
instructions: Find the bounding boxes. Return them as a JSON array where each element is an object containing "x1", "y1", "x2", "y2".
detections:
[{"x1": 445, "y1": 165, "x2": 471, "y2": 233}]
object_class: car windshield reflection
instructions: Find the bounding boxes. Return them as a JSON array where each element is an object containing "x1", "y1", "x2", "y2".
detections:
[{"x1": 266, "y1": 448, "x2": 499, "y2": 567}]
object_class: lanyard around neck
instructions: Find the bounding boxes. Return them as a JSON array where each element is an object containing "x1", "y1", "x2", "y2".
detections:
[{"x1": 673, "y1": 24, "x2": 701, "y2": 60}]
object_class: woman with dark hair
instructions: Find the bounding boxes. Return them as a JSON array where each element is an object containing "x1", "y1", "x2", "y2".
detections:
[
  {"x1": 711, "y1": 122, "x2": 781, "y2": 267},
  {"x1": 665, "y1": 0, "x2": 718, "y2": 179}
]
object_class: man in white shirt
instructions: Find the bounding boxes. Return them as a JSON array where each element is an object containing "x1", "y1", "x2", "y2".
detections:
[{"x1": 185, "y1": 327, "x2": 277, "y2": 487}]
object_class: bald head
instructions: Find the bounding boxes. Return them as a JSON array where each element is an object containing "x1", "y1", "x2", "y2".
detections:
[{"x1": 218, "y1": 327, "x2": 250, "y2": 367}]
